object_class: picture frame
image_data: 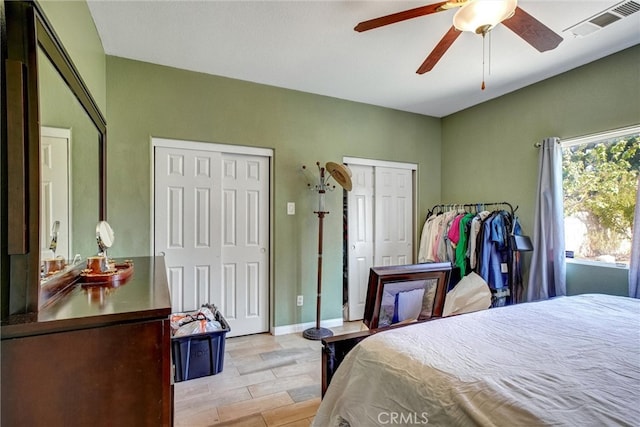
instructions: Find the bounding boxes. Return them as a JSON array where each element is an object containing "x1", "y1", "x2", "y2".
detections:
[{"x1": 363, "y1": 262, "x2": 452, "y2": 329}]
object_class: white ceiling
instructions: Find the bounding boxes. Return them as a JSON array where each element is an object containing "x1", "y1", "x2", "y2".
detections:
[{"x1": 87, "y1": 0, "x2": 640, "y2": 118}]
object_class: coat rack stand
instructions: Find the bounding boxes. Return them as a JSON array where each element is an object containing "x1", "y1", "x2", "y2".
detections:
[
  {"x1": 303, "y1": 208, "x2": 333, "y2": 340},
  {"x1": 301, "y1": 162, "x2": 352, "y2": 340}
]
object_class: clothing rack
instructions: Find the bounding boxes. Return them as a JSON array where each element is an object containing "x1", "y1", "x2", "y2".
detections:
[
  {"x1": 421, "y1": 201, "x2": 526, "y2": 306},
  {"x1": 427, "y1": 201, "x2": 517, "y2": 220}
]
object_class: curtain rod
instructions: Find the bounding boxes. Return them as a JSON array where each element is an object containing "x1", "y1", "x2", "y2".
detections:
[
  {"x1": 533, "y1": 139, "x2": 561, "y2": 148},
  {"x1": 534, "y1": 125, "x2": 640, "y2": 148}
]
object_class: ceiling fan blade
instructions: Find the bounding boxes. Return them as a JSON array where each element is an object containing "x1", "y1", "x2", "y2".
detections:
[
  {"x1": 502, "y1": 6, "x2": 563, "y2": 52},
  {"x1": 417, "y1": 26, "x2": 461, "y2": 74},
  {"x1": 355, "y1": 2, "x2": 449, "y2": 32}
]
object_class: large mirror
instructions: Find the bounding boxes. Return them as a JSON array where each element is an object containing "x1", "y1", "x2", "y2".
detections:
[
  {"x1": 38, "y1": 46, "x2": 101, "y2": 278},
  {"x1": 3, "y1": 0, "x2": 107, "y2": 307},
  {"x1": 35, "y1": 8, "x2": 107, "y2": 287}
]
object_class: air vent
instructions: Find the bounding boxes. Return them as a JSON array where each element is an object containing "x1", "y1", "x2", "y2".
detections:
[
  {"x1": 564, "y1": 0, "x2": 640, "y2": 37},
  {"x1": 613, "y1": 1, "x2": 640, "y2": 16}
]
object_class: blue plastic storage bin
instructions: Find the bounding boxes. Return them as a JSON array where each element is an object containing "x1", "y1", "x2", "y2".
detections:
[{"x1": 171, "y1": 311, "x2": 230, "y2": 382}]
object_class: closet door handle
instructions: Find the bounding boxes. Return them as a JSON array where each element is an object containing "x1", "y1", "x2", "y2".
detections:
[{"x1": 261, "y1": 248, "x2": 266, "y2": 253}]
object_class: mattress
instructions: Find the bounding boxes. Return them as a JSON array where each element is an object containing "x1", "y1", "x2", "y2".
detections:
[{"x1": 314, "y1": 294, "x2": 640, "y2": 426}]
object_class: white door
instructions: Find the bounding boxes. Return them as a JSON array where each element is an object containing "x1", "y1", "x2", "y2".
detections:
[
  {"x1": 374, "y1": 167, "x2": 413, "y2": 266},
  {"x1": 346, "y1": 164, "x2": 374, "y2": 321},
  {"x1": 40, "y1": 127, "x2": 70, "y2": 261},
  {"x1": 155, "y1": 147, "x2": 222, "y2": 314},
  {"x1": 346, "y1": 160, "x2": 415, "y2": 321},
  {"x1": 154, "y1": 142, "x2": 270, "y2": 337},
  {"x1": 220, "y1": 153, "x2": 270, "y2": 336}
]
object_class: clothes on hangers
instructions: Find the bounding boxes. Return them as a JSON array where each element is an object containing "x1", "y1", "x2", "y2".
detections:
[
  {"x1": 419, "y1": 208, "x2": 467, "y2": 263},
  {"x1": 418, "y1": 202, "x2": 525, "y2": 307}
]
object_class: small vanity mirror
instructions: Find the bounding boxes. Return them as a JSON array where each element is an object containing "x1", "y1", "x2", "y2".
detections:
[
  {"x1": 41, "y1": 220, "x2": 66, "y2": 277},
  {"x1": 83, "y1": 221, "x2": 133, "y2": 284},
  {"x1": 49, "y1": 220, "x2": 60, "y2": 256},
  {"x1": 86, "y1": 221, "x2": 114, "y2": 275},
  {"x1": 96, "y1": 221, "x2": 114, "y2": 256}
]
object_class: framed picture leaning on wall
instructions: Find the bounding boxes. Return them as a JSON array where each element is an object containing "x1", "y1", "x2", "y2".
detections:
[{"x1": 363, "y1": 262, "x2": 452, "y2": 329}]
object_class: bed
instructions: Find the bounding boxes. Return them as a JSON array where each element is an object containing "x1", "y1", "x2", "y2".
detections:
[{"x1": 315, "y1": 294, "x2": 640, "y2": 426}]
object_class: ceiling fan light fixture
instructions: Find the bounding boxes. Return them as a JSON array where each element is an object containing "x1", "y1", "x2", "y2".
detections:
[{"x1": 453, "y1": 0, "x2": 518, "y2": 34}]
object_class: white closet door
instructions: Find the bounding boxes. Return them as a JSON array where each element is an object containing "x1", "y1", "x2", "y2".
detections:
[
  {"x1": 40, "y1": 127, "x2": 70, "y2": 261},
  {"x1": 220, "y1": 153, "x2": 269, "y2": 336},
  {"x1": 154, "y1": 144, "x2": 270, "y2": 337},
  {"x1": 155, "y1": 147, "x2": 223, "y2": 315},
  {"x1": 346, "y1": 161, "x2": 415, "y2": 321},
  {"x1": 374, "y1": 167, "x2": 413, "y2": 266},
  {"x1": 347, "y1": 164, "x2": 375, "y2": 321}
]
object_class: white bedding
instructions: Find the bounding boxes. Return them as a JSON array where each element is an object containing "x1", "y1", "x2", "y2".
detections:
[{"x1": 314, "y1": 294, "x2": 640, "y2": 426}]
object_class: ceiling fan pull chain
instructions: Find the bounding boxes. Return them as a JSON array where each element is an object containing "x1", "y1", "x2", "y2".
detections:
[{"x1": 481, "y1": 32, "x2": 486, "y2": 90}]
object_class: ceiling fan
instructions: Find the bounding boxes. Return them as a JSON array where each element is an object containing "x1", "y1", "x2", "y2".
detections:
[{"x1": 355, "y1": 0, "x2": 563, "y2": 75}]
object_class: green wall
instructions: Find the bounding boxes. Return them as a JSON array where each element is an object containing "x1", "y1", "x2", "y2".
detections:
[
  {"x1": 38, "y1": 0, "x2": 107, "y2": 115},
  {"x1": 105, "y1": 56, "x2": 441, "y2": 327},
  {"x1": 441, "y1": 45, "x2": 640, "y2": 295}
]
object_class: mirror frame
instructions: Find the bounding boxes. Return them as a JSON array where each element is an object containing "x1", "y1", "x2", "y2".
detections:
[
  {"x1": 363, "y1": 262, "x2": 452, "y2": 330},
  {"x1": 2, "y1": 0, "x2": 107, "y2": 319}
]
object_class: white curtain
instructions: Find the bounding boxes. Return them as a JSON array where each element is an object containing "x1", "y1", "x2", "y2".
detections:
[
  {"x1": 527, "y1": 137, "x2": 566, "y2": 301},
  {"x1": 629, "y1": 177, "x2": 640, "y2": 298}
]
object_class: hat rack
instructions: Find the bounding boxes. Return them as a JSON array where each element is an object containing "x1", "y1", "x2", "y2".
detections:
[{"x1": 300, "y1": 162, "x2": 352, "y2": 340}]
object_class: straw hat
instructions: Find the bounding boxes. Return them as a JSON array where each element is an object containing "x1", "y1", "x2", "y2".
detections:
[{"x1": 326, "y1": 162, "x2": 353, "y2": 191}]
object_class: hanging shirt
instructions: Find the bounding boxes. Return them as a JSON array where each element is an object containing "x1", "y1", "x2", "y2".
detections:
[
  {"x1": 438, "y1": 211, "x2": 459, "y2": 262},
  {"x1": 510, "y1": 216, "x2": 525, "y2": 303},
  {"x1": 469, "y1": 211, "x2": 491, "y2": 270},
  {"x1": 427, "y1": 214, "x2": 444, "y2": 261},
  {"x1": 455, "y1": 213, "x2": 475, "y2": 276},
  {"x1": 431, "y1": 214, "x2": 446, "y2": 262},
  {"x1": 479, "y1": 211, "x2": 511, "y2": 290},
  {"x1": 418, "y1": 215, "x2": 437, "y2": 263},
  {"x1": 447, "y1": 214, "x2": 464, "y2": 247}
]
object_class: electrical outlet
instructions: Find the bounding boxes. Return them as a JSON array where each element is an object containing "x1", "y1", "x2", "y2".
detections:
[
  {"x1": 287, "y1": 202, "x2": 296, "y2": 215},
  {"x1": 297, "y1": 295, "x2": 303, "y2": 306}
]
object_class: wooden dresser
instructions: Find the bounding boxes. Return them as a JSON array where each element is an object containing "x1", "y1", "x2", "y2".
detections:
[{"x1": 1, "y1": 256, "x2": 173, "y2": 427}]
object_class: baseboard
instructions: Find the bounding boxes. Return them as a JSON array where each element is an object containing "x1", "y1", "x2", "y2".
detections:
[{"x1": 271, "y1": 318, "x2": 343, "y2": 336}]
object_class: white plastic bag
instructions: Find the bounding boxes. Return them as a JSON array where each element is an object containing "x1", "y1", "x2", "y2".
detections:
[
  {"x1": 173, "y1": 318, "x2": 222, "y2": 337},
  {"x1": 170, "y1": 305, "x2": 221, "y2": 336},
  {"x1": 443, "y1": 272, "x2": 492, "y2": 317}
]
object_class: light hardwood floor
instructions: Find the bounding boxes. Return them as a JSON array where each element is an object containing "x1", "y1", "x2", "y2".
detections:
[{"x1": 174, "y1": 322, "x2": 364, "y2": 427}]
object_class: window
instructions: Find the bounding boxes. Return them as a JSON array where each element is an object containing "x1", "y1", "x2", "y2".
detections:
[{"x1": 562, "y1": 126, "x2": 639, "y2": 267}]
